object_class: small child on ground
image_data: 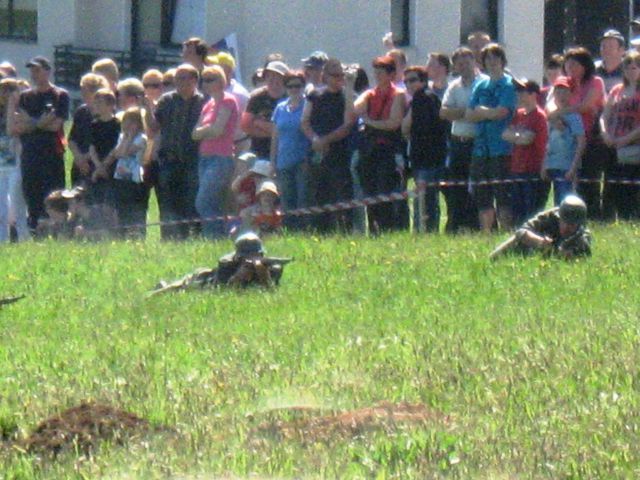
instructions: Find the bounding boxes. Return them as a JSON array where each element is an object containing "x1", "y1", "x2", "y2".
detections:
[
  {"x1": 231, "y1": 156, "x2": 273, "y2": 212},
  {"x1": 239, "y1": 180, "x2": 283, "y2": 235}
]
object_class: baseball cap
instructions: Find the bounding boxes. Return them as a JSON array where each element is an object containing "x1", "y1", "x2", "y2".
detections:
[
  {"x1": 600, "y1": 29, "x2": 625, "y2": 44},
  {"x1": 25, "y1": 56, "x2": 51, "y2": 70},
  {"x1": 513, "y1": 77, "x2": 540, "y2": 94},
  {"x1": 249, "y1": 160, "x2": 273, "y2": 177},
  {"x1": 553, "y1": 76, "x2": 571, "y2": 89},
  {"x1": 206, "y1": 51, "x2": 236, "y2": 70},
  {"x1": 264, "y1": 61, "x2": 289, "y2": 77},
  {"x1": 302, "y1": 51, "x2": 329, "y2": 68}
]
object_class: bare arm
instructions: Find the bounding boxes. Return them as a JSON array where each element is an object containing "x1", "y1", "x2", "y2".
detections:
[
  {"x1": 192, "y1": 105, "x2": 232, "y2": 141},
  {"x1": 465, "y1": 105, "x2": 510, "y2": 122},
  {"x1": 401, "y1": 106, "x2": 412, "y2": 139},
  {"x1": 241, "y1": 111, "x2": 272, "y2": 138},
  {"x1": 439, "y1": 105, "x2": 466, "y2": 121}
]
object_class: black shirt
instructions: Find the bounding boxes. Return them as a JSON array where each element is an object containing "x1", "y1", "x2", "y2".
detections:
[
  {"x1": 68, "y1": 104, "x2": 94, "y2": 154},
  {"x1": 155, "y1": 91, "x2": 205, "y2": 163},
  {"x1": 408, "y1": 88, "x2": 448, "y2": 170},
  {"x1": 90, "y1": 117, "x2": 120, "y2": 176},
  {"x1": 245, "y1": 87, "x2": 285, "y2": 158},
  {"x1": 19, "y1": 85, "x2": 70, "y2": 162}
]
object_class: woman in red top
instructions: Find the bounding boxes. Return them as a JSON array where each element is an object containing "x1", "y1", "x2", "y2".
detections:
[
  {"x1": 600, "y1": 51, "x2": 640, "y2": 219},
  {"x1": 549, "y1": 47, "x2": 606, "y2": 219},
  {"x1": 353, "y1": 55, "x2": 406, "y2": 234}
]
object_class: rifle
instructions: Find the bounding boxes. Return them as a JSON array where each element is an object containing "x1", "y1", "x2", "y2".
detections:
[{"x1": 0, "y1": 295, "x2": 25, "y2": 306}]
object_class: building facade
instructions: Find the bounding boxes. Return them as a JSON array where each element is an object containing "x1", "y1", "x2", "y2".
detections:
[{"x1": 1, "y1": 0, "x2": 547, "y2": 86}]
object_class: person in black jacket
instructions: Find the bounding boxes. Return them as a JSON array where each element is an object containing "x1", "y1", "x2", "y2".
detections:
[{"x1": 401, "y1": 66, "x2": 448, "y2": 232}]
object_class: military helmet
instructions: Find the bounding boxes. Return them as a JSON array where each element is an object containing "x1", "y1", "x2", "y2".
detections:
[
  {"x1": 234, "y1": 232, "x2": 264, "y2": 257},
  {"x1": 559, "y1": 195, "x2": 587, "y2": 225}
]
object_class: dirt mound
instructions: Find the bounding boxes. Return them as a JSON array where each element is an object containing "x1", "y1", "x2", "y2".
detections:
[
  {"x1": 255, "y1": 401, "x2": 448, "y2": 444},
  {"x1": 23, "y1": 402, "x2": 149, "y2": 456}
]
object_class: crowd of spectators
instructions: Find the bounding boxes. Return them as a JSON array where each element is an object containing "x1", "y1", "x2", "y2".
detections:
[{"x1": 2, "y1": 23, "x2": 640, "y2": 243}]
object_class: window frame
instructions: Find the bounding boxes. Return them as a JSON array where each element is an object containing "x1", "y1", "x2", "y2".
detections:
[
  {"x1": 391, "y1": 0, "x2": 411, "y2": 47},
  {"x1": 0, "y1": 0, "x2": 38, "y2": 42}
]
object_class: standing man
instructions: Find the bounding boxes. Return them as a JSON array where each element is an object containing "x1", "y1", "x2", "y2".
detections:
[
  {"x1": 440, "y1": 47, "x2": 486, "y2": 233},
  {"x1": 241, "y1": 61, "x2": 288, "y2": 159},
  {"x1": 145, "y1": 64, "x2": 205, "y2": 240},
  {"x1": 301, "y1": 58, "x2": 355, "y2": 233},
  {"x1": 15, "y1": 56, "x2": 70, "y2": 232},
  {"x1": 595, "y1": 29, "x2": 626, "y2": 220},
  {"x1": 301, "y1": 51, "x2": 328, "y2": 94},
  {"x1": 596, "y1": 29, "x2": 625, "y2": 93},
  {"x1": 465, "y1": 44, "x2": 517, "y2": 233},
  {"x1": 426, "y1": 53, "x2": 451, "y2": 100}
]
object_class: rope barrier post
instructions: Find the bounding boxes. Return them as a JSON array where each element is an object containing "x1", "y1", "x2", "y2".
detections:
[{"x1": 417, "y1": 181, "x2": 426, "y2": 233}]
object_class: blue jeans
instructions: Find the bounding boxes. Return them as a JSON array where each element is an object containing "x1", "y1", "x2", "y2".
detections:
[
  {"x1": 510, "y1": 173, "x2": 542, "y2": 226},
  {"x1": 414, "y1": 167, "x2": 443, "y2": 232},
  {"x1": 196, "y1": 155, "x2": 235, "y2": 239},
  {"x1": 546, "y1": 169, "x2": 574, "y2": 206},
  {"x1": 277, "y1": 163, "x2": 307, "y2": 230}
]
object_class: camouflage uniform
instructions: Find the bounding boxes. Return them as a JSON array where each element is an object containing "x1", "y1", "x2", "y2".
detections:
[
  {"x1": 493, "y1": 207, "x2": 592, "y2": 259},
  {"x1": 149, "y1": 232, "x2": 291, "y2": 296}
]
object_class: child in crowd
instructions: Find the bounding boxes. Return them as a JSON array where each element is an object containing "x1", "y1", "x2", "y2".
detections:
[
  {"x1": 502, "y1": 79, "x2": 548, "y2": 225},
  {"x1": 239, "y1": 180, "x2": 283, "y2": 235},
  {"x1": 36, "y1": 188, "x2": 74, "y2": 239},
  {"x1": 88, "y1": 88, "x2": 120, "y2": 205},
  {"x1": 111, "y1": 107, "x2": 148, "y2": 238},
  {"x1": 231, "y1": 157, "x2": 273, "y2": 211},
  {"x1": 542, "y1": 77, "x2": 585, "y2": 206}
]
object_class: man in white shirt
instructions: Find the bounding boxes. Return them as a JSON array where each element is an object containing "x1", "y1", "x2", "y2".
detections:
[{"x1": 439, "y1": 46, "x2": 487, "y2": 232}]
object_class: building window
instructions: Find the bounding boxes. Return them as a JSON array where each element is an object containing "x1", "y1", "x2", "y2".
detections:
[
  {"x1": 390, "y1": 0, "x2": 410, "y2": 47},
  {"x1": 0, "y1": 0, "x2": 37, "y2": 41},
  {"x1": 461, "y1": 0, "x2": 498, "y2": 43}
]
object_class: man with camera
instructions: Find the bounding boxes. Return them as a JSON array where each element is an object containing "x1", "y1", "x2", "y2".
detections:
[{"x1": 14, "y1": 56, "x2": 70, "y2": 232}]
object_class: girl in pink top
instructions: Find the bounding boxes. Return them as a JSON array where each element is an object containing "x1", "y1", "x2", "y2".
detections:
[{"x1": 192, "y1": 65, "x2": 239, "y2": 238}]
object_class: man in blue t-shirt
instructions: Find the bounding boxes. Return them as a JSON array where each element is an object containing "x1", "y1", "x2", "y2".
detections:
[{"x1": 465, "y1": 44, "x2": 517, "y2": 233}]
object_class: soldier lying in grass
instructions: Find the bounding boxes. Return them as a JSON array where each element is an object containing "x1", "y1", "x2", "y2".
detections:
[
  {"x1": 490, "y1": 194, "x2": 591, "y2": 260},
  {"x1": 149, "y1": 232, "x2": 291, "y2": 296}
]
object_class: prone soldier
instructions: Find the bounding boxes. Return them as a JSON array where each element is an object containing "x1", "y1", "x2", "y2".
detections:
[
  {"x1": 149, "y1": 232, "x2": 291, "y2": 296},
  {"x1": 490, "y1": 195, "x2": 591, "y2": 260}
]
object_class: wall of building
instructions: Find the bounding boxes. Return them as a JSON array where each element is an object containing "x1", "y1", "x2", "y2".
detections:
[
  {"x1": 75, "y1": 0, "x2": 130, "y2": 51},
  {"x1": 499, "y1": 0, "x2": 545, "y2": 82},
  {"x1": 0, "y1": 0, "x2": 77, "y2": 78}
]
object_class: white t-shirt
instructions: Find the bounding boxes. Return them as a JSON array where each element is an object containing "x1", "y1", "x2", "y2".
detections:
[
  {"x1": 114, "y1": 132, "x2": 147, "y2": 183},
  {"x1": 442, "y1": 73, "x2": 488, "y2": 138}
]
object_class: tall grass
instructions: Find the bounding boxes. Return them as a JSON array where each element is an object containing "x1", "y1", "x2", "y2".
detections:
[{"x1": 1, "y1": 222, "x2": 639, "y2": 478}]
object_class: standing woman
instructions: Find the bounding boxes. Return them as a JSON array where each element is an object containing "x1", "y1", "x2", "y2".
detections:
[
  {"x1": 600, "y1": 51, "x2": 640, "y2": 219},
  {"x1": 192, "y1": 65, "x2": 239, "y2": 239},
  {"x1": 270, "y1": 70, "x2": 309, "y2": 230},
  {"x1": 354, "y1": 55, "x2": 406, "y2": 234},
  {"x1": 549, "y1": 48, "x2": 605, "y2": 218}
]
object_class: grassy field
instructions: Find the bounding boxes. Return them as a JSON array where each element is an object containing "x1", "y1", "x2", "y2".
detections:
[{"x1": 1, "y1": 222, "x2": 640, "y2": 479}]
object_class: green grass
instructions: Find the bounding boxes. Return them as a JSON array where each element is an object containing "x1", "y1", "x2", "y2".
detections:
[{"x1": 1, "y1": 223, "x2": 640, "y2": 478}]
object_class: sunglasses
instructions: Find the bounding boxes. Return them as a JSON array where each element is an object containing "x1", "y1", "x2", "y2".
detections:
[
  {"x1": 286, "y1": 83, "x2": 304, "y2": 89},
  {"x1": 404, "y1": 77, "x2": 421, "y2": 84},
  {"x1": 202, "y1": 77, "x2": 222, "y2": 83},
  {"x1": 143, "y1": 82, "x2": 161, "y2": 89},
  {"x1": 327, "y1": 72, "x2": 345, "y2": 78},
  {"x1": 162, "y1": 81, "x2": 174, "y2": 87}
]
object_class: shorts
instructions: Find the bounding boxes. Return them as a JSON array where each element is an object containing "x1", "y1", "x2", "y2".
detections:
[{"x1": 469, "y1": 155, "x2": 512, "y2": 211}]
